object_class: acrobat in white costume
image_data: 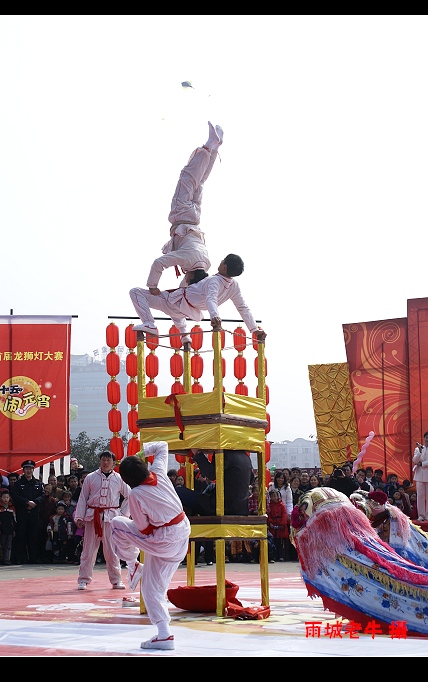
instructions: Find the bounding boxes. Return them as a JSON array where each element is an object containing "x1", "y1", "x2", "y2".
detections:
[
  {"x1": 111, "y1": 442, "x2": 190, "y2": 649},
  {"x1": 146, "y1": 121, "x2": 223, "y2": 290}
]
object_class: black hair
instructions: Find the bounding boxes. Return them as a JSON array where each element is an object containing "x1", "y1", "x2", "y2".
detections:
[
  {"x1": 188, "y1": 269, "x2": 209, "y2": 285},
  {"x1": 119, "y1": 456, "x2": 149, "y2": 488},
  {"x1": 224, "y1": 254, "x2": 244, "y2": 277},
  {"x1": 99, "y1": 451, "x2": 116, "y2": 461}
]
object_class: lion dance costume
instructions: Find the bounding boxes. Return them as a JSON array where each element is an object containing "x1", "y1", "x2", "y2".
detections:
[{"x1": 290, "y1": 487, "x2": 428, "y2": 635}]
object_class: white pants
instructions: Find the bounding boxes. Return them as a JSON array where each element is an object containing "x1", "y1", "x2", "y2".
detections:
[
  {"x1": 111, "y1": 516, "x2": 190, "y2": 626},
  {"x1": 78, "y1": 518, "x2": 123, "y2": 585},
  {"x1": 168, "y1": 146, "x2": 218, "y2": 226},
  {"x1": 129, "y1": 288, "x2": 189, "y2": 333},
  {"x1": 416, "y1": 481, "x2": 428, "y2": 518}
]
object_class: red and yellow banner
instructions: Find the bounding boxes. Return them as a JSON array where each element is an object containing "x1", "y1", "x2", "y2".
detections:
[
  {"x1": 342, "y1": 318, "x2": 411, "y2": 482},
  {"x1": 0, "y1": 315, "x2": 71, "y2": 474}
]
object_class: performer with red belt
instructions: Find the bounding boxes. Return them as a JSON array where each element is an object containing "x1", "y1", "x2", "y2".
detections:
[
  {"x1": 111, "y1": 441, "x2": 191, "y2": 651},
  {"x1": 74, "y1": 451, "x2": 130, "y2": 591}
]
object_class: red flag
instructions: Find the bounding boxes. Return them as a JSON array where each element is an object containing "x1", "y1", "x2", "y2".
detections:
[{"x1": 0, "y1": 315, "x2": 71, "y2": 474}]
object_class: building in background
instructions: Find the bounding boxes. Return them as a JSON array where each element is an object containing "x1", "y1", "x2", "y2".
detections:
[
  {"x1": 269, "y1": 439, "x2": 320, "y2": 472},
  {"x1": 70, "y1": 353, "x2": 129, "y2": 441}
]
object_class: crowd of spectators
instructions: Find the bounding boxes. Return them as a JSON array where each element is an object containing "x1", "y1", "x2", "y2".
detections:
[{"x1": 1, "y1": 456, "x2": 421, "y2": 569}]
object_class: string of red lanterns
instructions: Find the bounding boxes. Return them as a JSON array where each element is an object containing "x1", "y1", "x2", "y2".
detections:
[
  {"x1": 125, "y1": 324, "x2": 140, "y2": 457},
  {"x1": 105, "y1": 323, "x2": 124, "y2": 462}
]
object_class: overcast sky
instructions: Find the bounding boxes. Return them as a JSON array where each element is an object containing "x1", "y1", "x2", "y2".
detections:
[{"x1": 2, "y1": 15, "x2": 428, "y2": 443}]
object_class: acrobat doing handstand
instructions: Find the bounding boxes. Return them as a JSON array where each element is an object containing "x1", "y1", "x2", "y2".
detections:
[{"x1": 146, "y1": 120, "x2": 223, "y2": 295}]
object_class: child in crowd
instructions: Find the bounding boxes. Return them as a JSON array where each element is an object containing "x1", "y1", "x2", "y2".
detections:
[
  {"x1": 0, "y1": 489, "x2": 17, "y2": 565},
  {"x1": 48, "y1": 501, "x2": 74, "y2": 564},
  {"x1": 409, "y1": 492, "x2": 419, "y2": 520},
  {"x1": 267, "y1": 489, "x2": 289, "y2": 562}
]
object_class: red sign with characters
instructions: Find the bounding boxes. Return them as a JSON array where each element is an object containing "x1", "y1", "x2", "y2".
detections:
[{"x1": 0, "y1": 315, "x2": 71, "y2": 474}]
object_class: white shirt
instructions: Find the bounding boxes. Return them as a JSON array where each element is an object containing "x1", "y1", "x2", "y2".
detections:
[
  {"x1": 413, "y1": 446, "x2": 428, "y2": 483},
  {"x1": 74, "y1": 468, "x2": 130, "y2": 523},
  {"x1": 127, "y1": 441, "x2": 185, "y2": 533},
  {"x1": 167, "y1": 273, "x2": 259, "y2": 334},
  {"x1": 147, "y1": 226, "x2": 210, "y2": 288}
]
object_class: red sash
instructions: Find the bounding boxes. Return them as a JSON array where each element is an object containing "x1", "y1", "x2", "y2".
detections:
[
  {"x1": 140, "y1": 511, "x2": 186, "y2": 536},
  {"x1": 88, "y1": 506, "x2": 119, "y2": 538}
]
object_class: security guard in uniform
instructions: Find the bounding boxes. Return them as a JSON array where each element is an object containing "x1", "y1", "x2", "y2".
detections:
[{"x1": 12, "y1": 460, "x2": 45, "y2": 563}]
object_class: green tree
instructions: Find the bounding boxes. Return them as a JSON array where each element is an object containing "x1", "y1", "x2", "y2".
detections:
[{"x1": 70, "y1": 432, "x2": 110, "y2": 472}]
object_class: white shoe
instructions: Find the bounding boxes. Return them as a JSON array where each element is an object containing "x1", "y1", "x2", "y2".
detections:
[
  {"x1": 418, "y1": 516, "x2": 426, "y2": 521},
  {"x1": 77, "y1": 581, "x2": 87, "y2": 590},
  {"x1": 140, "y1": 636, "x2": 175, "y2": 650},
  {"x1": 112, "y1": 581, "x2": 126, "y2": 589},
  {"x1": 132, "y1": 324, "x2": 157, "y2": 334},
  {"x1": 128, "y1": 561, "x2": 144, "y2": 591},
  {"x1": 215, "y1": 124, "x2": 224, "y2": 146}
]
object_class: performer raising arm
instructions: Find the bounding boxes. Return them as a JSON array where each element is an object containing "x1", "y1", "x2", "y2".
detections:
[{"x1": 111, "y1": 442, "x2": 191, "y2": 651}]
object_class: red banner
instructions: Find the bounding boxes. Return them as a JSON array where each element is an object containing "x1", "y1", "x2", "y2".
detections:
[
  {"x1": 0, "y1": 315, "x2": 71, "y2": 474},
  {"x1": 342, "y1": 318, "x2": 411, "y2": 482}
]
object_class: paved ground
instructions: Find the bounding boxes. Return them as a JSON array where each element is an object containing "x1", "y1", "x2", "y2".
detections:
[{"x1": 1, "y1": 560, "x2": 427, "y2": 657}]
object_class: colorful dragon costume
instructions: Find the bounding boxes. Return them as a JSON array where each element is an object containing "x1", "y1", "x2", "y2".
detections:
[{"x1": 290, "y1": 487, "x2": 428, "y2": 635}]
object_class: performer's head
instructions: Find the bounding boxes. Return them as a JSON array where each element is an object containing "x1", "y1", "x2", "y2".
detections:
[
  {"x1": 99, "y1": 451, "x2": 116, "y2": 474},
  {"x1": 119, "y1": 455, "x2": 149, "y2": 488},
  {"x1": 186, "y1": 269, "x2": 209, "y2": 285},
  {"x1": 219, "y1": 254, "x2": 244, "y2": 278}
]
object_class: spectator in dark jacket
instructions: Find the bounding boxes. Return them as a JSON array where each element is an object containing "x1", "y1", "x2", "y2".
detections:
[{"x1": 328, "y1": 467, "x2": 359, "y2": 498}]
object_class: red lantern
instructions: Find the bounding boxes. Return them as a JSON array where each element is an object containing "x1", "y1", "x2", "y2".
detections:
[
  {"x1": 125, "y1": 324, "x2": 137, "y2": 350},
  {"x1": 127, "y1": 381, "x2": 138, "y2": 405},
  {"x1": 265, "y1": 468, "x2": 271, "y2": 485},
  {"x1": 265, "y1": 412, "x2": 271, "y2": 435},
  {"x1": 191, "y1": 325, "x2": 203, "y2": 351},
  {"x1": 171, "y1": 381, "x2": 185, "y2": 395},
  {"x1": 106, "y1": 323, "x2": 119, "y2": 349},
  {"x1": 146, "y1": 382, "x2": 158, "y2": 397},
  {"x1": 233, "y1": 326, "x2": 246, "y2": 352},
  {"x1": 127, "y1": 437, "x2": 141, "y2": 457},
  {"x1": 265, "y1": 440, "x2": 271, "y2": 463},
  {"x1": 107, "y1": 380, "x2": 121, "y2": 405},
  {"x1": 256, "y1": 384, "x2": 270, "y2": 405},
  {"x1": 191, "y1": 354, "x2": 204, "y2": 380},
  {"x1": 234, "y1": 355, "x2": 246, "y2": 380},
  {"x1": 212, "y1": 330, "x2": 225, "y2": 349},
  {"x1": 128, "y1": 409, "x2": 139, "y2": 434},
  {"x1": 170, "y1": 353, "x2": 183, "y2": 378},
  {"x1": 146, "y1": 353, "x2": 159, "y2": 379},
  {"x1": 175, "y1": 454, "x2": 186, "y2": 464},
  {"x1": 106, "y1": 351, "x2": 120, "y2": 377},
  {"x1": 110, "y1": 436, "x2": 124, "y2": 459},
  {"x1": 252, "y1": 330, "x2": 263, "y2": 351},
  {"x1": 235, "y1": 383, "x2": 248, "y2": 396},
  {"x1": 108, "y1": 408, "x2": 122, "y2": 433},
  {"x1": 145, "y1": 329, "x2": 159, "y2": 351},
  {"x1": 126, "y1": 352, "x2": 138, "y2": 377},
  {"x1": 169, "y1": 325, "x2": 182, "y2": 350},
  {"x1": 254, "y1": 356, "x2": 267, "y2": 378},
  {"x1": 192, "y1": 383, "x2": 204, "y2": 393}
]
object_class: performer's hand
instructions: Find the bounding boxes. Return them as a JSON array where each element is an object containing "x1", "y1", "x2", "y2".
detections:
[
  {"x1": 149, "y1": 287, "x2": 161, "y2": 296},
  {"x1": 75, "y1": 519, "x2": 84, "y2": 529},
  {"x1": 254, "y1": 329, "x2": 267, "y2": 342},
  {"x1": 211, "y1": 316, "x2": 222, "y2": 331}
]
